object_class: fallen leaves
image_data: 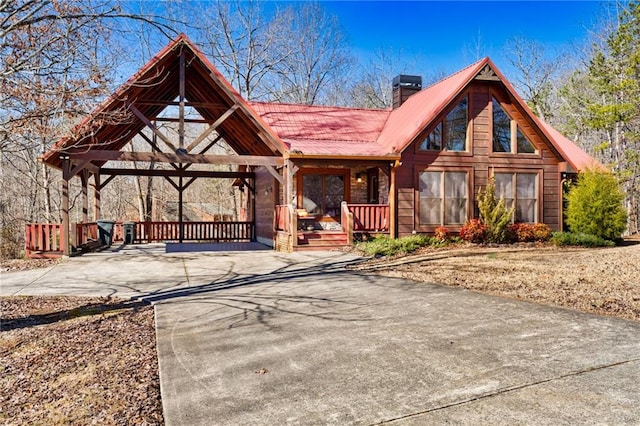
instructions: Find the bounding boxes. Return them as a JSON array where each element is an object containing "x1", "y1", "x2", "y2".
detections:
[{"x1": 0, "y1": 296, "x2": 163, "y2": 425}]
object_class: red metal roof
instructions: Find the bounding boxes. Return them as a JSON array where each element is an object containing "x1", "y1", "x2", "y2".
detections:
[
  {"x1": 376, "y1": 58, "x2": 487, "y2": 154},
  {"x1": 250, "y1": 102, "x2": 394, "y2": 157}
]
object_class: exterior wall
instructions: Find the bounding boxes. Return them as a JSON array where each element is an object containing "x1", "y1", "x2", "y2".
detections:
[
  {"x1": 396, "y1": 81, "x2": 562, "y2": 237},
  {"x1": 254, "y1": 166, "x2": 275, "y2": 246}
]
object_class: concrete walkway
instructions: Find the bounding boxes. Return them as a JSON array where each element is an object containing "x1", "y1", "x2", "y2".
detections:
[{"x1": 2, "y1": 245, "x2": 640, "y2": 424}]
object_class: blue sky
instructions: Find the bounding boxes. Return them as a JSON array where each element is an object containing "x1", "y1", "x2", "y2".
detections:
[{"x1": 318, "y1": 1, "x2": 606, "y2": 77}]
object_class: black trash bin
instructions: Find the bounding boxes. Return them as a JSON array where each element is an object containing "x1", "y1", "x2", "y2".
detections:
[
  {"x1": 96, "y1": 219, "x2": 116, "y2": 247},
  {"x1": 123, "y1": 221, "x2": 136, "y2": 244}
]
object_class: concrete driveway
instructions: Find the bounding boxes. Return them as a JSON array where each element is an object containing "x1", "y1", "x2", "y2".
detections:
[{"x1": 3, "y1": 244, "x2": 640, "y2": 424}]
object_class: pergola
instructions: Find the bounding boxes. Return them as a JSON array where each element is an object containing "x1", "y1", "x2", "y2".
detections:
[{"x1": 41, "y1": 34, "x2": 291, "y2": 255}]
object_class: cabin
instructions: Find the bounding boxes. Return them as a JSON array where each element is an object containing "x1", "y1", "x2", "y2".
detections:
[{"x1": 31, "y1": 34, "x2": 596, "y2": 257}]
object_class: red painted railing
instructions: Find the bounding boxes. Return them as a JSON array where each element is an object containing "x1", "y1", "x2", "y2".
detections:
[
  {"x1": 138, "y1": 221, "x2": 254, "y2": 242},
  {"x1": 347, "y1": 204, "x2": 390, "y2": 233},
  {"x1": 25, "y1": 223, "x2": 63, "y2": 258}
]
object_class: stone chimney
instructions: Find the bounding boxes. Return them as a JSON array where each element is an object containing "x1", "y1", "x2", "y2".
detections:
[{"x1": 392, "y1": 75, "x2": 422, "y2": 109}]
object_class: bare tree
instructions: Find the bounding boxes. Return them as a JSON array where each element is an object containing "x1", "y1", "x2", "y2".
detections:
[
  {"x1": 503, "y1": 36, "x2": 563, "y2": 121},
  {"x1": 267, "y1": 2, "x2": 353, "y2": 105}
]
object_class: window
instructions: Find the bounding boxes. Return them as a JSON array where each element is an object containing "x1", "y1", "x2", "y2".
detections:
[
  {"x1": 492, "y1": 97, "x2": 536, "y2": 154},
  {"x1": 419, "y1": 96, "x2": 468, "y2": 151},
  {"x1": 300, "y1": 173, "x2": 346, "y2": 218},
  {"x1": 494, "y1": 172, "x2": 538, "y2": 223},
  {"x1": 419, "y1": 171, "x2": 468, "y2": 226}
]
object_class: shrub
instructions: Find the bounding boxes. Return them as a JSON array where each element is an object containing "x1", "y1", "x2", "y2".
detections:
[
  {"x1": 506, "y1": 223, "x2": 552, "y2": 243},
  {"x1": 356, "y1": 234, "x2": 434, "y2": 257},
  {"x1": 434, "y1": 226, "x2": 449, "y2": 242},
  {"x1": 459, "y1": 219, "x2": 488, "y2": 243},
  {"x1": 532, "y1": 223, "x2": 552, "y2": 242},
  {"x1": 550, "y1": 232, "x2": 615, "y2": 247},
  {"x1": 565, "y1": 169, "x2": 627, "y2": 241},
  {"x1": 477, "y1": 177, "x2": 515, "y2": 243}
]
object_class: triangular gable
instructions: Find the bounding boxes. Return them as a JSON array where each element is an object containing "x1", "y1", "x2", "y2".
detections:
[
  {"x1": 378, "y1": 57, "x2": 599, "y2": 172},
  {"x1": 42, "y1": 34, "x2": 287, "y2": 170}
]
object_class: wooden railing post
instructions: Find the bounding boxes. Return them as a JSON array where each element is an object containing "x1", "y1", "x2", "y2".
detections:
[
  {"x1": 341, "y1": 202, "x2": 354, "y2": 245},
  {"x1": 290, "y1": 204, "x2": 297, "y2": 249}
]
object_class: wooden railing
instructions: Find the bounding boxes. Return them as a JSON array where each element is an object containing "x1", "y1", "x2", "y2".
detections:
[
  {"x1": 75, "y1": 221, "x2": 255, "y2": 246},
  {"x1": 25, "y1": 223, "x2": 63, "y2": 258},
  {"x1": 138, "y1": 221, "x2": 254, "y2": 242},
  {"x1": 347, "y1": 204, "x2": 390, "y2": 233}
]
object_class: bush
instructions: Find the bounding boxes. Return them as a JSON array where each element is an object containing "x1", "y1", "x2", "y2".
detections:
[
  {"x1": 356, "y1": 233, "x2": 448, "y2": 256},
  {"x1": 550, "y1": 232, "x2": 615, "y2": 247},
  {"x1": 507, "y1": 223, "x2": 552, "y2": 243},
  {"x1": 434, "y1": 227, "x2": 449, "y2": 242},
  {"x1": 477, "y1": 177, "x2": 514, "y2": 243},
  {"x1": 565, "y1": 169, "x2": 627, "y2": 240},
  {"x1": 532, "y1": 223, "x2": 552, "y2": 241},
  {"x1": 460, "y1": 219, "x2": 488, "y2": 243}
]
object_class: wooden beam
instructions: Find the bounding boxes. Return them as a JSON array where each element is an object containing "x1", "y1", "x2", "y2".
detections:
[
  {"x1": 67, "y1": 159, "x2": 91, "y2": 179},
  {"x1": 185, "y1": 105, "x2": 239, "y2": 153},
  {"x1": 182, "y1": 176, "x2": 198, "y2": 190},
  {"x1": 61, "y1": 158, "x2": 70, "y2": 256},
  {"x1": 99, "y1": 167, "x2": 255, "y2": 179},
  {"x1": 128, "y1": 103, "x2": 178, "y2": 152},
  {"x1": 69, "y1": 150, "x2": 284, "y2": 166},
  {"x1": 164, "y1": 176, "x2": 179, "y2": 191},
  {"x1": 99, "y1": 174, "x2": 117, "y2": 190},
  {"x1": 137, "y1": 131, "x2": 180, "y2": 170},
  {"x1": 179, "y1": 48, "x2": 185, "y2": 149},
  {"x1": 132, "y1": 100, "x2": 228, "y2": 109},
  {"x1": 264, "y1": 165, "x2": 284, "y2": 185},
  {"x1": 93, "y1": 172, "x2": 101, "y2": 220}
]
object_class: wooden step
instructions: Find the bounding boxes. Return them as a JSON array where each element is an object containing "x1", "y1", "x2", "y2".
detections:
[{"x1": 295, "y1": 231, "x2": 349, "y2": 251}]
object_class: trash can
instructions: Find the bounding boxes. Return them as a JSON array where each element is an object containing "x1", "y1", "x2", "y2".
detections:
[
  {"x1": 96, "y1": 219, "x2": 116, "y2": 247},
  {"x1": 123, "y1": 221, "x2": 136, "y2": 244}
]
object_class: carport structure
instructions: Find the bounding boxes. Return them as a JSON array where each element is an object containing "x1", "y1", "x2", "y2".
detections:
[{"x1": 40, "y1": 34, "x2": 290, "y2": 256}]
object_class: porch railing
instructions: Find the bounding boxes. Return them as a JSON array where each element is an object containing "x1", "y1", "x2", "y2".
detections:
[
  {"x1": 25, "y1": 223, "x2": 63, "y2": 258},
  {"x1": 75, "y1": 220, "x2": 254, "y2": 247},
  {"x1": 347, "y1": 204, "x2": 390, "y2": 233}
]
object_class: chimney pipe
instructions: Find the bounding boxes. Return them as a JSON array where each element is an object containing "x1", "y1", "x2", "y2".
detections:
[{"x1": 392, "y1": 75, "x2": 422, "y2": 109}]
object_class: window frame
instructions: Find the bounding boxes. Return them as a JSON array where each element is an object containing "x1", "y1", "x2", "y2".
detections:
[
  {"x1": 296, "y1": 168, "x2": 350, "y2": 220},
  {"x1": 492, "y1": 170, "x2": 542, "y2": 224},
  {"x1": 416, "y1": 93, "x2": 472, "y2": 155},
  {"x1": 490, "y1": 94, "x2": 539, "y2": 156},
  {"x1": 415, "y1": 168, "x2": 472, "y2": 230}
]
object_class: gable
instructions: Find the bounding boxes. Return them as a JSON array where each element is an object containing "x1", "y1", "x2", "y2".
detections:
[{"x1": 42, "y1": 34, "x2": 287, "y2": 170}]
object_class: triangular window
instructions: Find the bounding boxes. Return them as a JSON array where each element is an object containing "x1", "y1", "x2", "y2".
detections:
[
  {"x1": 419, "y1": 96, "x2": 468, "y2": 152},
  {"x1": 516, "y1": 127, "x2": 535, "y2": 153}
]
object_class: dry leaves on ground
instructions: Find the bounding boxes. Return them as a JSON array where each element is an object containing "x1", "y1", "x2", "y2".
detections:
[
  {"x1": 0, "y1": 296, "x2": 163, "y2": 425},
  {"x1": 351, "y1": 242, "x2": 640, "y2": 322}
]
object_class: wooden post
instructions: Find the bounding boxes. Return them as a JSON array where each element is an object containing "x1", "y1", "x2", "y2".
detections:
[
  {"x1": 81, "y1": 170, "x2": 89, "y2": 224},
  {"x1": 178, "y1": 174, "x2": 184, "y2": 243},
  {"x1": 389, "y1": 160, "x2": 400, "y2": 239},
  {"x1": 61, "y1": 157, "x2": 71, "y2": 256},
  {"x1": 93, "y1": 172, "x2": 101, "y2": 220}
]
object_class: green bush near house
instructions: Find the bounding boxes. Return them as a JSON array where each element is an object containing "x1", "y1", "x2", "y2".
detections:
[
  {"x1": 565, "y1": 169, "x2": 627, "y2": 241},
  {"x1": 477, "y1": 177, "x2": 514, "y2": 243},
  {"x1": 356, "y1": 234, "x2": 441, "y2": 257},
  {"x1": 550, "y1": 231, "x2": 615, "y2": 247}
]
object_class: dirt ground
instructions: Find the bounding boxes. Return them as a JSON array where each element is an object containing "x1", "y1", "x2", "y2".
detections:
[{"x1": 350, "y1": 241, "x2": 640, "y2": 322}]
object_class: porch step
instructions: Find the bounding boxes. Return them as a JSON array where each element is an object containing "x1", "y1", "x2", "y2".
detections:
[{"x1": 295, "y1": 231, "x2": 349, "y2": 251}]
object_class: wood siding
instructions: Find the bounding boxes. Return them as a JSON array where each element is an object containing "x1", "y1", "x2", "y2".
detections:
[{"x1": 397, "y1": 81, "x2": 562, "y2": 236}]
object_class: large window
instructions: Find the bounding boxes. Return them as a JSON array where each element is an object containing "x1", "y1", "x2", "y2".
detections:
[
  {"x1": 419, "y1": 96, "x2": 468, "y2": 152},
  {"x1": 492, "y1": 97, "x2": 536, "y2": 154},
  {"x1": 300, "y1": 172, "x2": 346, "y2": 218},
  {"x1": 494, "y1": 172, "x2": 538, "y2": 223},
  {"x1": 419, "y1": 171, "x2": 468, "y2": 226}
]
